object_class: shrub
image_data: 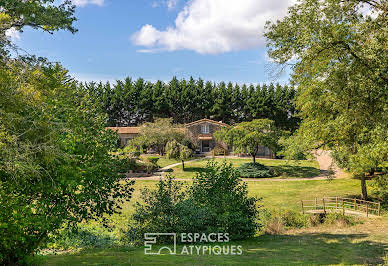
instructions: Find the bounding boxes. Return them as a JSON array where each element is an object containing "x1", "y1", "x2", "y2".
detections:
[
  {"x1": 48, "y1": 224, "x2": 117, "y2": 250},
  {"x1": 190, "y1": 161, "x2": 261, "y2": 240},
  {"x1": 127, "y1": 162, "x2": 261, "y2": 243},
  {"x1": 146, "y1": 156, "x2": 159, "y2": 166},
  {"x1": 237, "y1": 163, "x2": 274, "y2": 178},
  {"x1": 211, "y1": 145, "x2": 227, "y2": 156}
]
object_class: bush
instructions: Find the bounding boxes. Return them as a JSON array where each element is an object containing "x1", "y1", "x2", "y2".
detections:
[
  {"x1": 260, "y1": 209, "x2": 360, "y2": 235},
  {"x1": 146, "y1": 156, "x2": 159, "y2": 166},
  {"x1": 126, "y1": 162, "x2": 261, "y2": 243},
  {"x1": 211, "y1": 145, "x2": 227, "y2": 156},
  {"x1": 47, "y1": 224, "x2": 117, "y2": 250},
  {"x1": 237, "y1": 163, "x2": 275, "y2": 178}
]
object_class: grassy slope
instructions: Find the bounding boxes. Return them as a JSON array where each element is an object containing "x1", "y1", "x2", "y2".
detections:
[
  {"x1": 44, "y1": 219, "x2": 388, "y2": 265},
  {"x1": 170, "y1": 157, "x2": 320, "y2": 179},
  {"x1": 42, "y1": 178, "x2": 388, "y2": 265}
]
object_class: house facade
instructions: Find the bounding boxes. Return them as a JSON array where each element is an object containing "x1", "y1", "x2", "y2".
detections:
[
  {"x1": 107, "y1": 118, "x2": 274, "y2": 158},
  {"x1": 185, "y1": 118, "x2": 229, "y2": 153},
  {"x1": 105, "y1": 126, "x2": 140, "y2": 146}
]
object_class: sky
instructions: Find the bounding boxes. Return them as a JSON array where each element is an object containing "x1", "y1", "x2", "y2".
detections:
[{"x1": 10, "y1": 0, "x2": 296, "y2": 84}]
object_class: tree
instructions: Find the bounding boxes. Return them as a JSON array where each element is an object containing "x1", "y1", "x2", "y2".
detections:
[
  {"x1": 130, "y1": 162, "x2": 261, "y2": 242},
  {"x1": 0, "y1": 0, "x2": 76, "y2": 57},
  {"x1": 265, "y1": 0, "x2": 388, "y2": 199},
  {"x1": 133, "y1": 118, "x2": 185, "y2": 155},
  {"x1": 166, "y1": 140, "x2": 193, "y2": 170},
  {"x1": 215, "y1": 119, "x2": 280, "y2": 163},
  {"x1": 0, "y1": 60, "x2": 134, "y2": 264}
]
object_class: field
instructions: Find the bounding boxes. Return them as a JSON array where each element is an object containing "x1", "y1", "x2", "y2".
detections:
[
  {"x1": 42, "y1": 171, "x2": 388, "y2": 265},
  {"x1": 43, "y1": 220, "x2": 388, "y2": 265}
]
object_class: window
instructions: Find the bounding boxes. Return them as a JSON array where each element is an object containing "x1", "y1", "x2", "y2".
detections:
[{"x1": 201, "y1": 124, "x2": 210, "y2": 134}]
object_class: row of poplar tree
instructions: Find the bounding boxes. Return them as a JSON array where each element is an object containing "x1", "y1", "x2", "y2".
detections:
[{"x1": 79, "y1": 76, "x2": 299, "y2": 131}]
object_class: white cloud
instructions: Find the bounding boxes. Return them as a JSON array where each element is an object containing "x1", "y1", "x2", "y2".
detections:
[
  {"x1": 5, "y1": 28, "x2": 20, "y2": 40},
  {"x1": 151, "y1": 0, "x2": 179, "y2": 10},
  {"x1": 132, "y1": 0, "x2": 296, "y2": 54},
  {"x1": 71, "y1": 0, "x2": 104, "y2": 7},
  {"x1": 167, "y1": 0, "x2": 178, "y2": 10}
]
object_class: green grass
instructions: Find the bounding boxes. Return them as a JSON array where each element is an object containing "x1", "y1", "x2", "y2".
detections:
[
  {"x1": 170, "y1": 158, "x2": 320, "y2": 179},
  {"x1": 140, "y1": 155, "x2": 193, "y2": 168},
  {"x1": 42, "y1": 229, "x2": 388, "y2": 265},
  {"x1": 41, "y1": 176, "x2": 388, "y2": 265}
]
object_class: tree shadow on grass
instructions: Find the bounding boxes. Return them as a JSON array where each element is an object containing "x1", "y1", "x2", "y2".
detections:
[
  {"x1": 240, "y1": 233, "x2": 388, "y2": 265},
  {"x1": 270, "y1": 165, "x2": 320, "y2": 178},
  {"x1": 182, "y1": 167, "x2": 207, "y2": 174},
  {"x1": 44, "y1": 233, "x2": 388, "y2": 265}
]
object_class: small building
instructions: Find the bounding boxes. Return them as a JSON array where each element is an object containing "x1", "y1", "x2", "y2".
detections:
[
  {"x1": 105, "y1": 126, "x2": 140, "y2": 146},
  {"x1": 185, "y1": 118, "x2": 229, "y2": 153},
  {"x1": 106, "y1": 118, "x2": 274, "y2": 158}
]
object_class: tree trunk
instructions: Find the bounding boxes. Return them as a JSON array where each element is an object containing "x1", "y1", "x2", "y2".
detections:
[
  {"x1": 182, "y1": 160, "x2": 185, "y2": 171},
  {"x1": 360, "y1": 174, "x2": 368, "y2": 200},
  {"x1": 252, "y1": 154, "x2": 256, "y2": 163}
]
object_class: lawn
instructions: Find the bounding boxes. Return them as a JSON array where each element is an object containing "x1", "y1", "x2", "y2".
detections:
[
  {"x1": 42, "y1": 218, "x2": 388, "y2": 265},
  {"x1": 41, "y1": 177, "x2": 388, "y2": 265},
  {"x1": 140, "y1": 154, "x2": 194, "y2": 168},
  {"x1": 168, "y1": 157, "x2": 321, "y2": 179}
]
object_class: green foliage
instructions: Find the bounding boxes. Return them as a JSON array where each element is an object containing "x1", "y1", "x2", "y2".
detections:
[
  {"x1": 48, "y1": 224, "x2": 117, "y2": 250},
  {"x1": 0, "y1": 59, "x2": 134, "y2": 264},
  {"x1": 190, "y1": 161, "x2": 261, "y2": 240},
  {"x1": 265, "y1": 0, "x2": 388, "y2": 199},
  {"x1": 260, "y1": 209, "x2": 358, "y2": 235},
  {"x1": 215, "y1": 119, "x2": 281, "y2": 163},
  {"x1": 237, "y1": 163, "x2": 274, "y2": 178},
  {"x1": 211, "y1": 145, "x2": 227, "y2": 156},
  {"x1": 0, "y1": 0, "x2": 77, "y2": 57},
  {"x1": 79, "y1": 78, "x2": 299, "y2": 131},
  {"x1": 146, "y1": 156, "x2": 159, "y2": 166},
  {"x1": 165, "y1": 139, "x2": 193, "y2": 170},
  {"x1": 128, "y1": 162, "x2": 261, "y2": 242},
  {"x1": 132, "y1": 118, "x2": 185, "y2": 155}
]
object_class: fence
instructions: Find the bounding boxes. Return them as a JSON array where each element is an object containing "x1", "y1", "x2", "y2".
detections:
[{"x1": 301, "y1": 197, "x2": 381, "y2": 217}]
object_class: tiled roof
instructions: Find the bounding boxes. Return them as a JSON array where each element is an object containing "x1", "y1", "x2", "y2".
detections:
[
  {"x1": 185, "y1": 118, "x2": 229, "y2": 127},
  {"x1": 106, "y1": 127, "x2": 140, "y2": 134}
]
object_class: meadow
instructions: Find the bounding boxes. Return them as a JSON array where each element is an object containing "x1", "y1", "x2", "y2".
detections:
[{"x1": 42, "y1": 168, "x2": 388, "y2": 265}]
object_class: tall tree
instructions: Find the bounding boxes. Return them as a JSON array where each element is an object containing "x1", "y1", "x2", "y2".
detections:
[{"x1": 265, "y1": 0, "x2": 388, "y2": 199}]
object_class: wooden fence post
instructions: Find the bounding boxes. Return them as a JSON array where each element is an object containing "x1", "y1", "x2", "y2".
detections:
[
  {"x1": 354, "y1": 198, "x2": 356, "y2": 211},
  {"x1": 342, "y1": 199, "x2": 345, "y2": 215},
  {"x1": 323, "y1": 198, "x2": 326, "y2": 213},
  {"x1": 301, "y1": 201, "x2": 304, "y2": 214},
  {"x1": 378, "y1": 202, "x2": 381, "y2": 216},
  {"x1": 315, "y1": 198, "x2": 317, "y2": 210},
  {"x1": 336, "y1": 197, "x2": 338, "y2": 209}
]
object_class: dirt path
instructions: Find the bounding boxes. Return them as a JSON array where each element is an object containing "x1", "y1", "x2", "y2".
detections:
[{"x1": 313, "y1": 149, "x2": 345, "y2": 178}]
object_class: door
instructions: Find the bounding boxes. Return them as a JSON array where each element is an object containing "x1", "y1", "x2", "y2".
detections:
[{"x1": 201, "y1": 140, "x2": 210, "y2": 152}]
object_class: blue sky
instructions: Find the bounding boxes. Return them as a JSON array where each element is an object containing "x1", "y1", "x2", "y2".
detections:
[{"x1": 11, "y1": 0, "x2": 295, "y2": 84}]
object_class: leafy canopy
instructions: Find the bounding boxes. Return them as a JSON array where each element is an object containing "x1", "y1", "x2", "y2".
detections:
[
  {"x1": 215, "y1": 119, "x2": 280, "y2": 163},
  {"x1": 0, "y1": 58, "x2": 133, "y2": 265},
  {"x1": 265, "y1": 0, "x2": 387, "y2": 199}
]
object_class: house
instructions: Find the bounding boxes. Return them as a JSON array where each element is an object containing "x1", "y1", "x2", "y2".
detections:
[
  {"x1": 185, "y1": 118, "x2": 229, "y2": 153},
  {"x1": 106, "y1": 118, "x2": 274, "y2": 158},
  {"x1": 105, "y1": 126, "x2": 140, "y2": 146}
]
